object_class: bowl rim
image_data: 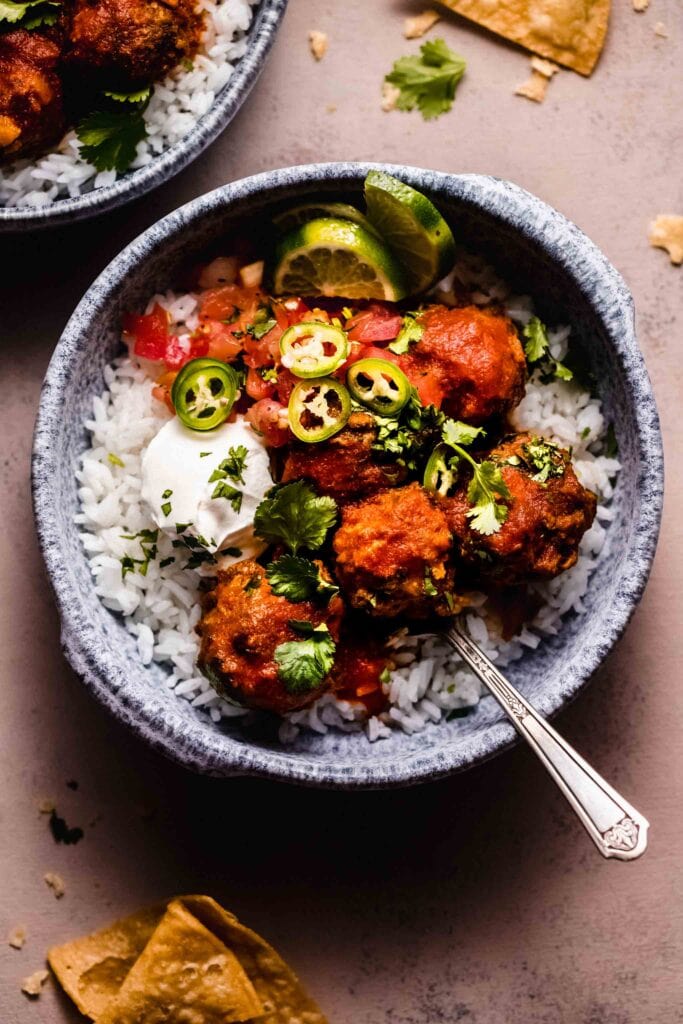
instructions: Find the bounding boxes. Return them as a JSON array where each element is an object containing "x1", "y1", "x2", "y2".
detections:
[
  {"x1": 31, "y1": 162, "x2": 664, "y2": 788},
  {"x1": 0, "y1": 0, "x2": 288, "y2": 232}
]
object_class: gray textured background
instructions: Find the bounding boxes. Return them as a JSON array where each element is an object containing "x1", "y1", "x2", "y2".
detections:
[{"x1": 1, "y1": 0, "x2": 681, "y2": 1020}]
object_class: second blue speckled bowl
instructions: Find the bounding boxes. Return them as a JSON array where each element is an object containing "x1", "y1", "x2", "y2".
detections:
[{"x1": 32, "y1": 163, "x2": 663, "y2": 786}]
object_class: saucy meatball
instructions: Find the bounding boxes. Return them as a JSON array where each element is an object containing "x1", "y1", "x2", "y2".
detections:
[
  {"x1": 281, "y1": 411, "x2": 407, "y2": 501},
  {"x1": 67, "y1": 0, "x2": 202, "y2": 89},
  {"x1": 442, "y1": 433, "x2": 597, "y2": 585},
  {"x1": 333, "y1": 482, "x2": 460, "y2": 618},
  {"x1": 329, "y1": 623, "x2": 391, "y2": 716},
  {"x1": 398, "y1": 305, "x2": 526, "y2": 424},
  {"x1": 196, "y1": 560, "x2": 344, "y2": 716},
  {"x1": 0, "y1": 30, "x2": 65, "y2": 163}
]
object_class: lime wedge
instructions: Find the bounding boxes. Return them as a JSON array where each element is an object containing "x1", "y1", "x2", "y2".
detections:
[
  {"x1": 272, "y1": 218, "x2": 408, "y2": 301},
  {"x1": 273, "y1": 201, "x2": 380, "y2": 238},
  {"x1": 364, "y1": 170, "x2": 456, "y2": 293}
]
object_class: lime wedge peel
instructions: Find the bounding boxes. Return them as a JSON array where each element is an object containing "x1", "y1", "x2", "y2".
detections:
[
  {"x1": 364, "y1": 170, "x2": 456, "y2": 293},
  {"x1": 273, "y1": 202, "x2": 381, "y2": 239},
  {"x1": 272, "y1": 217, "x2": 409, "y2": 302}
]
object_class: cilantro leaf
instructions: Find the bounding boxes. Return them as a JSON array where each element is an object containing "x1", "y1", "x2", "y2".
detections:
[
  {"x1": 209, "y1": 446, "x2": 248, "y2": 486},
  {"x1": 266, "y1": 555, "x2": 339, "y2": 603},
  {"x1": 104, "y1": 86, "x2": 152, "y2": 104},
  {"x1": 389, "y1": 312, "x2": 423, "y2": 354},
  {"x1": 0, "y1": 0, "x2": 49, "y2": 24},
  {"x1": 385, "y1": 38, "x2": 466, "y2": 121},
  {"x1": 466, "y1": 460, "x2": 510, "y2": 535},
  {"x1": 76, "y1": 106, "x2": 148, "y2": 173},
  {"x1": 247, "y1": 318, "x2": 277, "y2": 341},
  {"x1": 254, "y1": 481, "x2": 337, "y2": 555},
  {"x1": 442, "y1": 419, "x2": 485, "y2": 448},
  {"x1": 20, "y1": 0, "x2": 59, "y2": 28},
  {"x1": 211, "y1": 480, "x2": 242, "y2": 512},
  {"x1": 522, "y1": 316, "x2": 573, "y2": 382},
  {"x1": 520, "y1": 438, "x2": 564, "y2": 483},
  {"x1": 274, "y1": 622, "x2": 336, "y2": 694}
]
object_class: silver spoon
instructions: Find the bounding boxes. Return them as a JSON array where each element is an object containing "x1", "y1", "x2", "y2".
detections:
[{"x1": 444, "y1": 619, "x2": 649, "y2": 860}]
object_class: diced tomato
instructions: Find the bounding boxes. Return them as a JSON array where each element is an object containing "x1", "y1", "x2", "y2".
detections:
[
  {"x1": 346, "y1": 303, "x2": 403, "y2": 343},
  {"x1": 199, "y1": 284, "x2": 262, "y2": 322},
  {"x1": 272, "y1": 297, "x2": 311, "y2": 330},
  {"x1": 275, "y1": 367, "x2": 297, "y2": 404},
  {"x1": 245, "y1": 366, "x2": 276, "y2": 401},
  {"x1": 245, "y1": 398, "x2": 291, "y2": 448},
  {"x1": 123, "y1": 304, "x2": 171, "y2": 362},
  {"x1": 242, "y1": 322, "x2": 283, "y2": 368},
  {"x1": 152, "y1": 370, "x2": 178, "y2": 413},
  {"x1": 195, "y1": 319, "x2": 243, "y2": 363}
]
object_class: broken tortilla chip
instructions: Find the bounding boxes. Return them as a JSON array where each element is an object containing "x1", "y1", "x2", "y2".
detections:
[
  {"x1": 48, "y1": 904, "x2": 164, "y2": 1018},
  {"x1": 648, "y1": 215, "x2": 683, "y2": 265},
  {"x1": 96, "y1": 901, "x2": 263, "y2": 1024},
  {"x1": 515, "y1": 55, "x2": 559, "y2": 102},
  {"x1": 404, "y1": 9, "x2": 441, "y2": 39},
  {"x1": 439, "y1": 0, "x2": 610, "y2": 75},
  {"x1": 48, "y1": 896, "x2": 328, "y2": 1024}
]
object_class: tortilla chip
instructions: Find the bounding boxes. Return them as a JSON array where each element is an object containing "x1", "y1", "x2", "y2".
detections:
[
  {"x1": 48, "y1": 904, "x2": 164, "y2": 1018},
  {"x1": 96, "y1": 901, "x2": 264, "y2": 1024},
  {"x1": 632, "y1": 0, "x2": 648, "y2": 10},
  {"x1": 440, "y1": 0, "x2": 610, "y2": 75},
  {"x1": 515, "y1": 55, "x2": 559, "y2": 102},
  {"x1": 404, "y1": 9, "x2": 441, "y2": 38},
  {"x1": 648, "y1": 215, "x2": 683, "y2": 265},
  {"x1": 184, "y1": 895, "x2": 329, "y2": 1024},
  {"x1": 21, "y1": 968, "x2": 49, "y2": 998},
  {"x1": 308, "y1": 29, "x2": 328, "y2": 61}
]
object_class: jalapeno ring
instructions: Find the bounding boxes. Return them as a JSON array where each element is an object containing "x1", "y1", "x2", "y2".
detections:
[
  {"x1": 279, "y1": 322, "x2": 349, "y2": 378},
  {"x1": 288, "y1": 377, "x2": 352, "y2": 443},
  {"x1": 346, "y1": 357, "x2": 411, "y2": 417},
  {"x1": 423, "y1": 444, "x2": 461, "y2": 497},
  {"x1": 171, "y1": 358, "x2": 238, "y2": 432}
]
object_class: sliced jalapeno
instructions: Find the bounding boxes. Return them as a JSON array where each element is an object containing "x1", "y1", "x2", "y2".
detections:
[
  {"x1": 423, "y1": 444, "x2": 460, "y2": 497},
  {"x1": 171, "y1": 358, "x2": 238, "y2": 432},
  {"x1": 280, "y1": 321, "x2": 349, "y2": 378},
  {"x1": 288, "y1": 377, "x2": 351, "y2": 443},
  {"x1": 346, "y1": 357, "x2": 411, "y2": 417}
]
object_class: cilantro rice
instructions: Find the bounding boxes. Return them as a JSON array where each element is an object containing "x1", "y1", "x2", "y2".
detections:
[
  {"x1": 75, "y1": 254, "x2": 620, "y2": 743},
  {"x1": 0, "y1": 0, "x2": 258, "y2": 208}
]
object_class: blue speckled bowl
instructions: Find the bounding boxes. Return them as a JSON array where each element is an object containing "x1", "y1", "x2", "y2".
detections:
[
  {"x1": 0, "y1": 0, "x2": 287, "y2": 232},
  {"x1": 32, "y1": 164, "x2": 664, "y2": 787}
]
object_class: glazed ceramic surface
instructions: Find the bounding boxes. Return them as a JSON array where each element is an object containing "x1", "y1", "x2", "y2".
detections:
[
  {"x1": 0, "y1": 0, "x2": 287, "y2": 232},
  {"x1": 32, "y1": 164, "x2": 663, "y2": 786}
]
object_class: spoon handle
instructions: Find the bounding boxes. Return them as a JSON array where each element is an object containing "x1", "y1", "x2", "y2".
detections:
[{"x1": 444, "y1": 621, "x2": 649, "y2": 860}]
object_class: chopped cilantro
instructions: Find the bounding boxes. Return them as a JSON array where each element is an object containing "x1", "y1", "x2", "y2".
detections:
[
  {"x1": 581, "y1": 426, "x2": 591, "y2": 440},
  {"x1": 247, "y1": 318, "x2": 277, "y2": 341},
  {"x1": 160, "y1": 556, "x2": 175, "y2": 569},
  {"x1": 385, "y1": 38, "x2": 466, "y2": 121},
  {"x1": 522, "y1": 317, "x2": 573, "y2": 382},
  {"x1": 379, "y1": 666, "x2": 391, "y2": 685},
  {"x1": 254, "y1": 481, "x2": 337, "y2": 555},
  {"x1": 76, "y1": 103, "x2": 149, "y2": 174},
  {"x1": 161, "y1": 501, "x2": 172, "y2": 517},
  {"x1": 442, "y1": 419, "x2": 485, "y2": 448},
  {"x1": 274, "y1": 621, "x2": 336, "y2": 694},
  {"x1": 107, "y1": 452, "x2": 124, "y2": 467},
  {"x1": 119, "y1": 528, "x2": 158, "y2": 577},
  {"x1": 423, "y1": 568, "x2": 438, "y2": 597},
  {"x1": 389, "y1": 312, "x2": 423, "y2": 354},
  {"x1": 244, "y1": 573, "x2": 261, "y2": 593},
  {"x1": 211, "y1": 481, "x2": 243, "y2": 512},
  {"x1": 199, "y1": 451, "x2": 212, "y2": 458},
  {"x1": 185, "y1": 549, "x2": 215, "y2": 571},
  {"x1": 0, "y1": 0, "x2": 56, "y2": 25},
  {"x1": 520, "y1": 438, "x2": 564, "y2": 483},
  {"x1": 259, "y1": 366, "x2": 279, "y2": 383},
  {"x1": 120, "y1": 554, "x2": 137, "y2": 579},
  {"x1": 161, "y1": 488, "x2": 173, "y2": 499},
  {"x1": 266, "y1": 554, "x2": 339, "y2": 604},
  {"x1": 175, "y1": 522, "x2": 191, "y2": 534},
  {"x1": 19, "y1": 0, "x2": 60, "y2": 28}
]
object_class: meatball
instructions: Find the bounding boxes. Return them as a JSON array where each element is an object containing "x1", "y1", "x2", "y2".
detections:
[
  {"x1": 281, "y1": 411, "x2": 407, "y2": 501},
  {"x1": 196, "y1": 560, "x2": 344, "y2": 716},
  {"x1": 67, "y1": 0, "x2": 202, "y2": 89},
  {"x1": 329, "y1": 623, "x2": 391, "y2": 716},
  {"x1": 398, "y1": 305, "x2": 526, "y2": 424},
  {"x1": 333, "y1": 482, "x2": 461, "y2": 618},
  {"x1": 0, "y1": 30, "x2": 65, "y2": 163},
  {"x1": 442, "y1": 433, "x2": 597, "y2": 585}
]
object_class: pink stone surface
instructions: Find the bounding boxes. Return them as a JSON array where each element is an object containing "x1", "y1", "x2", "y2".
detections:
[{"x1": 1, "y1": 1, "x2": 682, "y2": 1020}]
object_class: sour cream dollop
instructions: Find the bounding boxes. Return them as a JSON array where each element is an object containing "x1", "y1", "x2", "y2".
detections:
[{"x1": 141, "y1": 416, "x2": 274, "y2": 568}]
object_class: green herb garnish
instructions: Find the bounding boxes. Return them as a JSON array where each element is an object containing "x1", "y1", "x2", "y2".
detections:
[
  {"x1": 520, "y1": 438, "x2": 564, "y2": 483},
  {"x1": 389, "y1": 312, "x2": 423, "y2": 354},
  {"x1": 160, "y1": 557, "x2": 175, "y2": 569},
  {"x1": 104, "y1": 86, "x2": 152, "y2": 105},
  {"x1": 423, "y1": 568, "x2": 438, "y2": 597},
  {"x1": 76, "y1": 98, "x2": 149, "y2": 174},
  {"x1": 254, "y1": 481, "x2": 337, "y2": 555},
  {"x1": 385, "y1": 38, "x2": 466, "y2": 121},
  {"x1": 274, "y1": 621, "x2": 336, "y2": 694},
  {"x1": 0, "y1": 0, "x2": 57, "y2": 25},
  {"x1": 266, "y1": 555, "x2": 339, "y2": 604},
  {"x1": 247, "y1": 318, "x2": 277, "y2": 341},
  {"x1": 211, "y1": 481, "x2": 243, "y2": 512},
  {"x1": 107, "y1": 453, "x2": 124, "y2": 467},
  {"x1": 244, "y1": 573, "x2": 261, "y2": 594},
  {"x1": 259, "y1": 366, "x2": 279, "y2": 383},
  {"x1": 522, "y1": 317, "x2": 573, "y2": 382}
]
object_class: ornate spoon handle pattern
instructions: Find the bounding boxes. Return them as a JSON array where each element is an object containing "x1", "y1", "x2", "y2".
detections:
[{"x1": 444, "y1": 621, "x2": 649, "y2": 860}]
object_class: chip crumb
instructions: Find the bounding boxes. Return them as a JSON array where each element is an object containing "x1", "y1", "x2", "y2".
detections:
[
  {"x1": 8, "y1": 926, "x2": 27, "y2": 950},
  {"x1": 44, "y1": 872, "x2": 66, "y2": 898},
  {"x1": 531, "y1": 56, "x2": 560, "y2": 78},
  {"x1": 308, "y1": 29, "x2": 328, "y2": 61},
  {"x1": 326, "y1": 103, "x2": 337, "y2": 113},
  {"x1": 649, "y1": 215, "x2": 683, "y2": 265},
  {"x1": 403, "y1": 9, "x2": 441, "y2": 39},
  {"x1": 632, "y1": 0, "x2": 649, "y2": 10},
  {"x1": 515, "y1": 56, "x2": 560, "y2": 103},
  {"x1": 381, "y1": 81, "x2": 401, "y2": 112},
  {"x1": 21, "y1": 969, "x2": 49, "y2": 998},
  {"x1": 38, "y1": 797, "x2": 55, "y2": 814},
  {"x1": 654, "y1": 21, "x2": 668, "y2": 36}
]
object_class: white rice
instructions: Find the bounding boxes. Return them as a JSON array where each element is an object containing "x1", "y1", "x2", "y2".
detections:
[
  {"x1": 0, "y1": 0, "x2": 258, "y2": 208},
  {"x1": 75, "y1": 261, "x2": 620, "y2": 743}
]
